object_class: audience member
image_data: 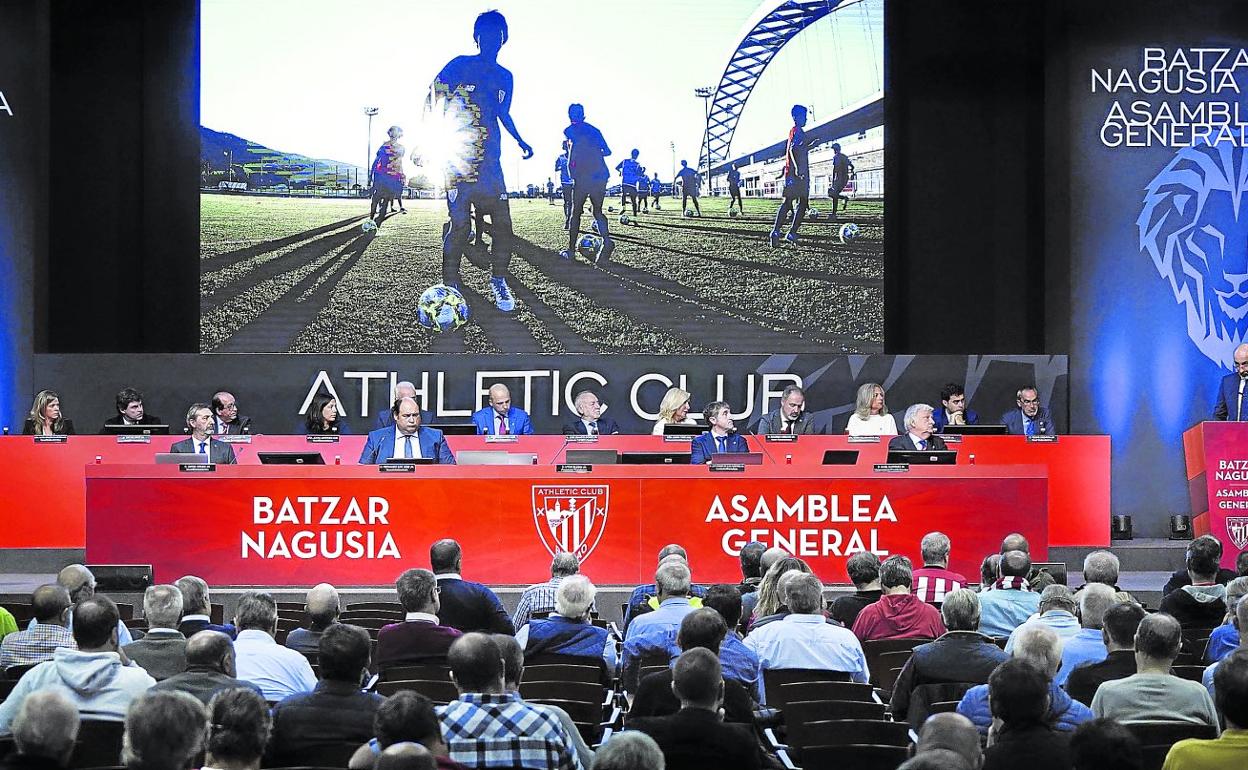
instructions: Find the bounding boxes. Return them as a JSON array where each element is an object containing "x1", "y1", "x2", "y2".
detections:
[
  {"x1": 515, "y1": 575, "x2": 614, "y2": 675},
  {"x1": 231, "y1": 591, "x2": 317, "y2": 702},
  {"x1": 1162, "y1": 535, "x2": 1237, "y2": 595},
  {"x1": 629, "y1": 648, "x2": 762, "y2": 770},
  {"x1": 0, "y1": 606, "x2": 14, "y2": 642},
  {"x1": 121, "y1": 690, "x2": 208, "y2": 770},
  {"x1": 347, "y1": 691, "x2": 460, "y2": 770},
  {"x1": 203, "y1": 687, "x2": 271, "y2": 770},
  {"x1": 1054, "y1": 583, "x2": 1116, "y2": 687},
  {"x1": 1081, "y1": 551, "x2": 1121, "y2": 591},
  {"x1": 1001, "y1": 533, "x2": 1056, "y2": 590},
  {"x1": 1201, "y1": 595, "x2": 1248, "y2": 699},
  {"x1": 590, "y1": 732, "x2": 664, "y2": 770},
  {"x1": 1160, "y1": 541, "x2": 1229, "y2": 628},
  {"x1": 430, "y1": 540, "x2": 514, "y2": 634},
  {"x1": 747, "y1": 556, "x2": 812, "y2": 630},
  {"x1": 914, "y1": 712, "x2": 982, "y2": 770},
  {"x1": 41, "y1": 564, "x2": 134, "y2": 645},
  {"x1": 890, "y1": 589, "x2": 1008, "y2": 728},
  {"x1": 1, "y1": 585, "x2": 74, "y2": 670},
  {"x1": 491, "y1": 634, "x2": 594, "y2": 770},
  {"x1": 699, "y1": 585, "x2": 760, "y2": 692},
  {"x1": 912, "y1": 532, "x2": 967, "y2": 603},
  {"x1": 439, "y1": 634, "x2": 580, "y2": 770},
  {"x1": 175, "y1": 575, "x2": 235, "y2": 639},
  {"x1": 1204, "y1": 576, "x2": 1247, "y2": 663},
  {"x1": 123, "y1": 584, "x2": 188, "y2": 681},
  {"x1": 980, "y1": 554, "x2": 1001, "y2": 588},
  {"x1": 4, "y1": 691, "x2": 79, "y2": 770},
  {"x1": 957, "y1": 623, "x2": 1092, "y2": 735},
  {"x1": 151, "y1": 631, "x2": 263, "y2": 705},
  {"x1": 375, "y1": 568, "x2": 463, "y2": 671},
  {"x1": 513, "y1": 552, "x2": 580, "y2": 630},
  {"x1": 828, "y1": 551, "x2": 883, "y2": 628},
  {"x1": 1164, "y1": 648, "x2": 1248, "y2": 769},
  {"x1": 376, "y1": 743, "x2": 436, "y2": 770},
  {"x1": 623, "y1": 563, "x2": 699, "y2": 684},
  {"x1": 897, "y1": 750, "x2": 972, "y2": 770},
  {"x1": 627, "y1": 609, "x2": 755, "y2": 723},
  {"x1": 1070, "y1": 718, "x2": 1143, "y2": 770},
  {"x1": 624, "y1": 545, "x2": 708, "y2": 629},
  {"x1": 745, "y1": 573, "x2": 869, "y2": 702},
  {"x1": 267, "y1": 624, "x2": 383, "y2": 766},
  {"x1": 977, "y1": 550, "x2": 1042, "y2": 637},
  {"x1": 852, "y1": 555, "x2": 946, "y2": 641},
  {"x1": 1005, "y1": 584, "x2": 1080, "y2": 653},
  {"x1": 0, "y1": 596, "x2": 155, "y2": 734},
  {"x1": 735, "y1": 541, "x2": 766, "y2": 622},
  {"x1": 1065, "y1": 602, "x2": 1146, "y2": 707},
  {"x1": 982, "y1": 659, "x2": 1071, "y2": 770},
  {"x1": 284, "y1": 583, "x2": 340, "y2": 654},
  {"x1": 1091, "y1": 613, "x2": 1217, "y2": 728}
]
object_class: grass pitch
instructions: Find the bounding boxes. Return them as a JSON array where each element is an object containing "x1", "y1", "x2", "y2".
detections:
[{"x1": 199, "y1": 192, "x2": 883, "y2": 354}]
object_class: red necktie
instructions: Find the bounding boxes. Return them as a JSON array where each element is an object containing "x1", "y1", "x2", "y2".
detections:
[{"x1": 499, "y1": 415, "x2": 508, "y2": 435}]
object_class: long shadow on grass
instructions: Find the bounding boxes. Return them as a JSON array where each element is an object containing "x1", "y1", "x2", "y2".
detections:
[
  {"x1": 201, "y1": 216, "x2": 365, "y2": 271},
  {"x1": 201, "y1": 228, "x2": 362, "y2": 314},
  {"x1": 631, "y1": 218, "x2": 878, "y2": 249}
]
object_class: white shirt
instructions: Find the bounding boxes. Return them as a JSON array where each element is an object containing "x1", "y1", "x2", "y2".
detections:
[
  {"x1": 905, "y1": 432, "x2": 929, "y2": 450},
  {"x1": 581, "y1": 419, "x2": 600, "y2": 434},
  {"x1": 191, "y1": 435, "x2": 214, "y2": 456},
  {"x1": 744, "y1": 613, "x2": 870, "y2": 702},
  {"x1": 403, "y1": 612, "x2": 440, "y2": 623},
  {"x1": 392, "y1": 427, "x2": 422, "y2": 459},
  {"x1": 650, "y1": 416, "x2": 697, "y2": 436},
  {"x1": 846, "y1": 413, "x2": 898, "y2": 436},
  {"x1": 233, "y1": 629, "x2": 318, "y2": 702}
]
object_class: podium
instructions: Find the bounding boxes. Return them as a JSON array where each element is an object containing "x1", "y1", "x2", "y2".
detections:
[{"x1": 1183, "y1": 421, "x2": 1248, "y2": 568}]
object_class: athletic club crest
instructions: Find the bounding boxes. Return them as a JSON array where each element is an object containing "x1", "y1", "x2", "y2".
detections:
[
  {"x1": 1228, "y1": 517, "x2": 1248, "y2": 550},
  {"x1": 532, "y1": 485, "x2": 609, "y2": 562}
]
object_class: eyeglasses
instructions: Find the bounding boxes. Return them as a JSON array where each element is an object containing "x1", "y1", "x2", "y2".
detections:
[{"x1": 1020, "y1": 398, "x2": 1040, "y2": 405}]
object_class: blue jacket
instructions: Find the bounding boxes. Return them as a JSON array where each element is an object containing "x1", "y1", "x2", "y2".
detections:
[
  {"x1": 1214, "y1": 372, "x2": 1248, "y2": 420},
  {"x1": 1001, "y1": 407, "x2": 1055, "y2": 436},
  {"x1": 471, "y1": 406, "x2": 534, "y2": 435},
  {"x1": 690, "y1": 432, "x2": 748, "y2": 464},
  {"x1": 358, "y1": 426, "x2": 454, "y2": 464},
  {"x1": 932, "y1": 407, "x2": 980, "y2": 432},
  {"x1": 957, "y1": 679, "x2": 1092, "y2": 735},
  {"x1": 524, "y1": 615, "x2": 609, "y2": 659}
]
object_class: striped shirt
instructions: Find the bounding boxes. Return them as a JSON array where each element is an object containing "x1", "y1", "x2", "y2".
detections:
[
  {"x1": 0, "y1": 623, "x2": 76, "y2": 669},
  {"x1": 912, "y1": 566, "x2": 967, "y2": 604},
  {"x1": 512, "y1": 577, "x2": 564, "y2": 631},
  {"x1": 439, "y1": 691, "x2": 581, "y2": 770}
]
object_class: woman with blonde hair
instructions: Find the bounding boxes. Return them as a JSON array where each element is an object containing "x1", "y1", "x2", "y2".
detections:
[
  {"x1": 751, "y1": 556, "x2": 814, "y2": 625},
  {"x1": 650, "y1": 387, "x2": 696, "y2": 435},
  {"x1": 846, "y1": 382, "x2": 898, "y2": 436},
  {"x1": 23, "y1": 389, "x2": 75, "y2": 435}
]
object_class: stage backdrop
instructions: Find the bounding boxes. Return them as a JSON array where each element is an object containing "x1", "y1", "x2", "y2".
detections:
[{"x1": 1065, "y1": 0, "x2": 1248, "y2": 537}]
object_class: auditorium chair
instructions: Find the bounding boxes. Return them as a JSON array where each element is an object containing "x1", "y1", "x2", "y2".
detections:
[
  {"x1": 68, "y1": 720, "x2": 125, "y2": 769},
  {"x1": 774, "y1": 681, "x2": 876, "y2": 705},
  {"x1": 3, "y1": 663, "x2": 37, "y2": 681},
  {"x1": 1125, "y1": 721, "x2": 1218, "y2": 770},
  {"x1": 861, "y1": 638, "x2": 929, "y2": 684},
  {"x1": 0, "y1": 736, "x2": 14, "y2": 760},
  {"x1": 269, "y1": 741, "x2": 361, "y2": 769},
  {"x1": 787, "y1": 718, "x2": 911, "y2": 759},
  {"x1": 345, "y1": 601, "x2": 404, "y2": 613},
  {"x1": 762, "y1": 668, "x2": 852, "y2": 705},
  {"x1": 785, "y1": 743, "x2": 909, "y2": 770},
  {"x1": 375, "y1": 678, "x2": 459, "y2": 703},
  {"x1": 113, "y1": 604, "x2": 133, "y2": 621},
  {"x1": 519, "y1": 680, "x2": 609, "y2": 709},
  {"x1": 867, "y1": 649, "x2": 918, "y2": 693},
  {"x1": 338, "y1": 609, "x2": 403, "y2": 622},
  {"x1": 0, "y1": 681, "x2": 17, "y2": 701},
  {"x1": 927, "y1": 699, "x2": 961, "y2": 714},
  {"x1": 376, "y1": 662, "x2": 451, "y2": 682},
  {"x1": 0, "y1": 603, "x2": 33, "y2": 624},
  {"x1": 1170, "y1": 665, "x2": 1207, "y2": 682},
  {"x1": 333, "y1": 616, "x2": 392, "y2": 631},
  {"x1": 210, "y1": 602, "x2": 225, "y2": 625}
]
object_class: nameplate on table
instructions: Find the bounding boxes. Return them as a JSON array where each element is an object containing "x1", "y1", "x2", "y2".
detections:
[
  {"x1": 710, "y1": 463, "x2": 747, "y2": 473},
  {"x1": 557, "y1": 464, "x2": 593, "y2": 473},
  {"x1": 1026, "y1": 434, "x2": 1059, "y2": 444},
  {"x1": 873, "y1": 463, "x2": 910, "y2": 473},
  {"x1": 486, "y1": 434, "x2": 519, "y2": 443},
  {"x1": 219, "y1": 435, "x2": 252, "y2": 444},
  {"x1": 848, "y1": 435, "x2": 881, "y2": 443},
  {"x1": 564, "y1": 434, "x2": 599, "y2": 443},
  {"x1": 379, "y1": 464, "x2": 415, "y2": 473},
  {"x1": 33, "y1": 435, "x2": 68, "y2": 444},
  {"x1": 179, "y1": 463, "x2": 216, "y2": 473},
  {"x1": 116, "y1": 435, "x2": 151, "y2": 444},
  {"x1": 940, "y1": 434, "x2": 963, "y2": 444},
  {"x1": 764, "y1": 434, "x2": 798, "y2": 443},
  {"x1": 663, "y1": 434, "x2": 694, "y2": 443},
  {"x1": 306, "y1": 435, "x2": 340, "y2": 444}
]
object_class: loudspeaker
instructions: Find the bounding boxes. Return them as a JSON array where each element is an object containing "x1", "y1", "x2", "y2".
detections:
[
  {"x1": 1111, "y1": 515, "x2": 1133, "y2": 541},
  {"x1": 1169, "y1": 514, "x2": 1193, "y2": 540},
  {"x1": 88, "y1": 564, "x2": 153, "y2": 592}
]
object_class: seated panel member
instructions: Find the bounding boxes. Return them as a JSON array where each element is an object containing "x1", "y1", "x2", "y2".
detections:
[
  {"x1": 888, "y1": 403, "x2": 949, "y2": 452},
  {"x1": 22, "y1": 389, "x2": 75, "y2": 436},
  {"x1": 359, "y1": 397, "x2": 455, "y2": 464},
  {"x1": 304, "y1": 392, "x2": 351, "y2": 435},
  {"x1": 651, "y1": 387, "x2": 697, "y2": 435},
  {"x1": 171, "y1": 403, "x2": 238, "y2": 464},
  {"x1": 211, "y1": 391, "x2": 252, "y2": 434},
  {"x1": 1002, "y1": 385, "x2": 1054, "y2": 436},
  {"x1": 1213, "y1": 343, "x2": 1248, "y2": 420},
  {"x1": 756, "y1": 384, "x2": 816, "y2": 435},
  {"x1": 101, "y1": 387, "x2": 163, "y2": 432},
  {"x1": 562, "y1": 390, "x2": 620, "y2": 435},
  {"x1": 932, "y1": 383, "x2": 979, "y2": 432},
  {"x1": 375, "y1": 380, "x2": 417, "y2": 430},
  {"x1": 691, "y1": 401, "x2": 748, "y2": 464},
  {"x1": 470, "y1": 383, "x2": 534, "y2": 435},
  {"x1": 845, "y1": 382, "x2": 898, "y2": 436}
]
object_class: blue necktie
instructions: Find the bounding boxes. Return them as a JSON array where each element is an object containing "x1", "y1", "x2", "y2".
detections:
[
  {"x1": 1025, "y1": 419, "x2": 1035, "y2": 436},
  {"x1": 918, "y1": 439, "x2": 927, "y2": 450},
  {"x1": 589, "y1": 421, "x2": 598, "y2": 435},
  {"x1": 197, "y1": 441, "x2": 207, "y2": 456},
  {"x1": 403, "y1": 435, "x2": 413, "y2": 459},
  {"x1": 716, "y1": 436, "x2": 726, "y2": 453}
]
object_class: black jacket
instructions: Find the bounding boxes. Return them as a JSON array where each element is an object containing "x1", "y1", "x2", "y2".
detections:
[
  {"x1": 982, "y1": 724, "x2": 1071, "y2": 770},
  {"x1": 828, "y1": 589, "x2": 883, "y2": 628},
  {"x1": 267, "y1": 680, "x2": 385, "y2": 767},
  {"x1": 1158, "y1": 586, "x2": 1227, "y2": 629},
  {"x1": 435, "y1": 576, "x2": 515, "y2": 634},
  {"x1": 628, "y1": 669, "x2": 755, "y2": 724},
  {"x1": 890, "y1": 631, "x2": 1009, "y2": 728},
  {"x1": 1162, "y1": 568, "x2": 1238, "y2": 596},
  {"x1": 631, "y1": 708, "x2": 762, "y2": 770},
  {"x1": 1064, "y1": 649, "x2": 1137, "y2": 707}
]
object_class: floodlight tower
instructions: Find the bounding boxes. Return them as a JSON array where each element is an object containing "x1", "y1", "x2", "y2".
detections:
[
  {"x1": 364, "y1": 107, "x2": 379, "y2": 182},
  {"x1": 694, "y1": 86, "x2": 713, "y2": 191}
]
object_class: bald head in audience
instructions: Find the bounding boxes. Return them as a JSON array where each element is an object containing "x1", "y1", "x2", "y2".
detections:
[
  {"x1": 376, "y1": 742, "x2": 435, "y2": 770},
  {"x1": 305, "y1": 582, "x2": 340, "y2": 630},
  {"x1": 186, "y1": 630, "x2": 237, "y2": 676},
  {"x1": 11, "y1": 691, "x2": 80, "y2": 766},
  {"x1": 448, "y1": 633, "x2": 506, "y2": 695},
  {"x1": 56, "y1": 564, "x2": 96, "y2": 602},
  {"x1": 916, "y1": 712, "x2": 982, "y2": 769},
  {"x1": 30, "y1": 584, "x2": 72, "y2": 626},
  {"x1": 591, "y1": 731, "x2": 665, "y2": 770},
  {"x1": 999, "y1": 550, "x2": 1032, "y2": 579},
  {"x1": 1000, "y1": 534, "x2": 1030, "y2": 554},
  {"x1": 898, "y1": 750, "x2": 973, "y2": 770},
  {"x1": 1012, "y1": 623, "x2": 1063, "y2": 678}
]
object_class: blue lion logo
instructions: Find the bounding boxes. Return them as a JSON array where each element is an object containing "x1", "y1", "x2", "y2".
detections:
[{"x1": 1138, "y1": 142, "x2": 1248, "y2": 370}]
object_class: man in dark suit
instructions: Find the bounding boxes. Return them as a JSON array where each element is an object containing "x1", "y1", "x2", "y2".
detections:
[
  {"x1": 375, "y1": 568, "x2": 463, "y2": 671},
  {"x1": 122, "y1": 585, "x2": 187, "y2": 681},
  {"x1": 561, "y1": 389, "x2": 620, "y2": 435},
  {"x1": 175, "y1": 575, "x2": 235, "y2": 639},
  {"x1": 470, "y1": 383, "x2": 534, "y2": 435},
  {"x1": 1214, "y1": 343, "x2": 1248, "y2": 420},
  {"x1": 359, "y1": 397, "x2": 455, "y2": 464},
  {"x1": 170, "y1": 403, "x2": 237, "y2": 464},
  {"x1": 430, "y1": 539, "x2": 515, "y2": 634},
  {"x1": 755, "y1": 384, "x2": 817, "y2": 435},
  {"x1": 691, "y1": 401, "x2": 748, "y2": 464},
  {"x1": 1001, "y1": 386, "x2": 1054, "y2": 435},
  {"x1": 888, "y1": 403, "x2": 949, "y2": 452},
  {"x1": 932, "y1": 383, "x2": 980, "y2": 433},
  {"x1": 374, "y1": 380, "x2": 417, "y2": 430},
  {"x1": 630, "y1": 648, "x2": 762, "y2": 770},
  {"x1": 101, "y1": 387, "x2": 164, "y2": 433},
  {"x1": 211, "y1": 391, "x2": 252, "y2": 434}
]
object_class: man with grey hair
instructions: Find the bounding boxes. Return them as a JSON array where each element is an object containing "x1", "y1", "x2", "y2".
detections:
[
  {"x1": 30, "y1": 564, "x2": 135, "y2": 646},
  {"x1": 122, "y1": 585, "x2": 187, "y2": 681},
  {"x1": 890, "y1": 589, "x2": 1008, "y2": 728},
  {"x1": 513, "y1": 551, "x2": 581, "y2": 630},
  {"x1": 624, "y1": 544, "x2": 707, "y2": 629},
  {"x1": 913, "y1": 532, "x2": 968, "y2": 603},
  {"x1": 8, "y1": 691, "x2": 80, "y2": 768},
  {"x1": 562, "y1": 390, "x2": 620, "y2": 435},
  {"x1": 956, "y1": 623, "x2": 1093, "y2": 735},
  {"x1": 1081, "y1": 550, "x2": 1120, "y2": 590},
  {"x1": 515, "y1": 575, "x2": 615, "y2": 675},
  {"x1": 175, "y1": 575, "x2": 235, "y2": 639},
  {"x1": 1207, "y1": 576, "x2": 1248, "y2": 663},
  {"x1": 745, "y1": 573, "x2": 869, "y2": 702},
  {"x1": 231, "y1": 591, "x2": 317, "y2": 702},
  {"x1": 375, "y1": 380, "x2": 421, "y2": 429},
  {"x1": 1202, "y1": 594, "x2": 1248, "y2": 699},
  {"x1": 150, "y1": 630, "x2": 263, "y2": 704},
  {"x1": 1092, "y1": 612, "x2": 1218, "y2": 727},
  {"x1": 284, "y1": 583, "x2": 340, "y2": 654},
  {"x1": 624, "y1": 564, "x2": 698, "y2": 683},
  {"x1": 756, "y1": 384, "x2": 815, "y2": 436},
  {"x1": 852, "y1": 555, "x2": 946, "y2": 641},
  {"x1": 888, "y1": 403, "x2": 948, "y2": 452},
  {"x1": 914, "y1": 712, "x2": 982, "y2": 769},
  {"x1": 1005, "y1": 584, "x2": 1081, "y2": 654},
  {"x1": 590, "y1": 731, "x2": 664, "y2": 770},
  {"x1": 121, "y1": 690, "x2": 208, "y2": 770},
  {"x1": 376, "y1": 568, "x2": 463, "y2": 672},
  {"x1": 1053, "y1": 583, "x2": 1116, "y2": 687}
]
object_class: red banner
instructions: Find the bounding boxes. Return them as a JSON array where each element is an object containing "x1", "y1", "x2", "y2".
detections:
[
  {"x1": 1184, "y1": 421, "x2": 1248, "y2": 568},
  {"x1": 85, "y1": 465, "x2": 1046, "y2": 585}
]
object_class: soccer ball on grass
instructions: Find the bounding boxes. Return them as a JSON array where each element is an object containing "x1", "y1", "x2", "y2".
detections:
[
  {"x1": 416, "y1": 284, "x2": 470, "y2": 333},
  {"x1": 839, "y1": 223, "x2": 860, "y2": 243}
]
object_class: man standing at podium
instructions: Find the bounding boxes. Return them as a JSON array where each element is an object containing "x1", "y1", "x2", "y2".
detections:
[{"x1": 1214, "y1": 343, "x2": 1248, "y2": 421}]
